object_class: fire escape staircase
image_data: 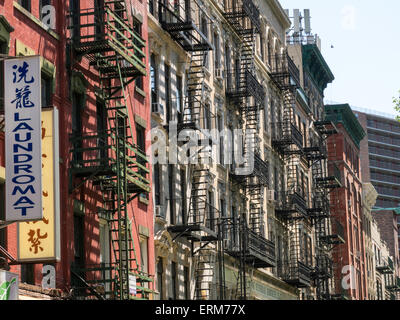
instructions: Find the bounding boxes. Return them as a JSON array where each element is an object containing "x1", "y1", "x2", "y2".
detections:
[
  {"x1": 68, "y1": 0, "x2": 152, "y2": 300},
  {"x1": 158, "y1": 0, "x2": 221, "y2": 300}
]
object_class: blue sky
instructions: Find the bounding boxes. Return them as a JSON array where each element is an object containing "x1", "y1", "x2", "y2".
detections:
[{"x1": 279, "y1": 0, "x2": 400, "y2": 116}]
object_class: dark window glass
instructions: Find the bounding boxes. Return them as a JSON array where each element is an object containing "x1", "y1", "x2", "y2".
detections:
[
  {"x1": 0, "y1": 183, "x2": 5, "y2": 247},
  {"x1": 73, "y1": 214, "x2": 85, "y2": 268},
  {"x1": 171, "y1": 262, "x2": 177, "y2": 299},
  {"x1": 21, "y1": 264, "x2": 35, "y2": 284},
  {"x1": 154, "y1": 163, "x2": 161, "y2": 206},
  {"x1": 180, "y1": 168, "x2": 186, "y2": 223},
  {"x1": 168, "y1": 164, "x2": 175, "y2": 224},
  {"x1": 150, "y1": 54, "x2": 158, "y2": 105},
  {"x1": 176, "y1": 75, "x2": 183, "y2": 123},
  {"x1": 136, "y1": 76, "x2": 143, "y2": 91},
  {"x1": 184, "y1": 266, "x2": 190, "y2": 299},
  {"x1": 41, "y1": 74, "x2": 52, "y2": 108},
  {"x1": 157, "y1": 259, "x2": 164, "y2": 299},
  {"x1": 72, "y1": 92, "x2": 83, "y2": 162},
  {"x1": 165, "y1": 64, "x2": 171, "y2": 122},
  {"x1": 70, "y1": 0, "x2": 80, "y2": 40},
  {"x1": 19, "y1": 0, "x2": 31, "y2": 12}
]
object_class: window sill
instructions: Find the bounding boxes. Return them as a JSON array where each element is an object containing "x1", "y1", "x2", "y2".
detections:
[
  {"x1": 139, "y1": 194, "x2": 149, "y2": 205},
  {"x1": 135, "y1": 87, "x2": 146, "y2": 98},
  {"x1": 217, "y1": 163, "x2": 226, "y2": 171},
  {"x1": 13, "y1": 2, "x2": 60, "y2": 41}
]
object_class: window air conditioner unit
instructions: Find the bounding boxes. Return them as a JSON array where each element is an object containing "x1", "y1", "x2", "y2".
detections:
[
  {"x1": 215, "y1": 68, "x2": 223, "y2": 80},
  {"x1": 223, "y1": 239, "x2": 230, "y2": 249},
  {"x1": 155, "y1": 205, "x2": 164, "y2": 218},
  {"x1": 152, "y1": 103, "x2": 164, "y2": 120}
]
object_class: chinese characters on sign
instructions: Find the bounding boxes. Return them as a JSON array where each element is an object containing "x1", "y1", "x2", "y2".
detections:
[
  {"x1": 5, "y1": 56, "x2": 42, "y2": 222},
  {"x1": 18, "y1": 109, "x2": 61, "y2": 262}
]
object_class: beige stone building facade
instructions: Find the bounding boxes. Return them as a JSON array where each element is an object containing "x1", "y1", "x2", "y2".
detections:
[{"x1": 148, "y1": 0, "x2": 340, "y2": 300}]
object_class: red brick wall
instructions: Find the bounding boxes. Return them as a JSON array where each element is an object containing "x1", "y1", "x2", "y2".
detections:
[
  {"x1": 0, "y1": 0, "x2": 154, "y2": 295},
  {"x1": 328, "y1": 122, "x2": 367, "y2": 300},
  {"x1": 354, "y1": 112, "x2": 371, "y2": 182}
]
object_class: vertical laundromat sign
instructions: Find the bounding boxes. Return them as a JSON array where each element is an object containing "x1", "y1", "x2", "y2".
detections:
[
  {"x1": 18, "y1": 108, "x2": 60, "y2": 262},
  {"x1": 4, "y1": 56, "x2": 42, "y2": 222}
]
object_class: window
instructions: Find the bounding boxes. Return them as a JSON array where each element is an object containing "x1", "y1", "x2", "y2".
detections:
[
  {"x1": 184, "y1": 266, "x2": 190, "y2": 299},
  {"x1": 96, "y1": 100, "x2": 107, "y2": 162},
  {"x1": 168, "y1": 164, "x2": 175, "y2": 224},
  {"x1": 136, "y1": 124, "x2": 148, "y2": 202},
  {"x1": 0, "y1": 183, "x2": 5, "y2": 248},
  {"x1": 225, "y1": 44, "x2": 231, "y2": 89},
  {"x1": 164, "y1": 64, "x2": 171, "y2": 122},
  {"x1": 73, "y1": 213, "x2": 85, "y2": 268},
  {"x1": 176, "y1": 75, "x2": 183, "y2": 123},
  {"x1": 200, "y1": 17, "x2": 208, "y2": 68},
  {"x1": 264, "y1": 95, "x2": 269, "y2": 132},
  {"x1": 72, "y1": 92, "x2": 84, "y2": 162},
  {"x1": 70, "y1": 0, "x2": 80, "y2": 40},
  {"x1": 94, "y1": 0, "x2": 105, "y2": 40},
  {"x1": 157, "y1": 259, "x2": 164, "y2": 299},
  {"x1": 132, "y1": 18, "x2": 143, "y2": 57},
  {"x1": 213, "y1": 32, "x2": 220, "y2": 72},
  {"x1": 41, "y1": 74, "x2": 53, "y2": 108},
  {"x1": 218, "y1": 114, "x2": 224, "y2": 165},
  {"x1": 0, "y1": 42, "x2": 5, "y2": 111},
  {"x1": 135, "y1": 76, "x2": 144, "y2": 92},
  {"x1": 267, "y1": 37, "x2": 272, "y2": 66},
  {"x1": 99, "y1": 222, "x2": 110, "y2": 265},
  {"x1": 220, "y1": 198, "x2": 226, "y2": 217},
  {"x1": 204, "y1": 104, "x2": 211, "y2": 130},
  {"x1": 149, "y1": 0, "x2": 155, "y2": 15},
  {"x1": 140, "y1": 237, "x2": 149, "y2": 275},
  {"x1": 180, "y1": 168, "x2": 186, "y2": 223},
  {"x1": 150, "y1": 55, "x2": 158, "y2": 105},
  {"x1": 154, "y1": 162, "x2": 161, "y2": 206},
  {"x1": 171, "y1": 261, "x2": 177, "y2": 299},
  {"x1": 21, "y1": 264, "x2": 35, "y2": 284},
  {"x1": 260, "y1": 35, "x2": 265, "y2": 61},
  {"x1": 18, "y1": 0, "x2": 31, "y2": 12},
  {"x1": 208, "y1": 190, "x2": 214, "y2": 231},
  {"x1": 136, "y1": 124, "x2": 146, "y2": 152}
]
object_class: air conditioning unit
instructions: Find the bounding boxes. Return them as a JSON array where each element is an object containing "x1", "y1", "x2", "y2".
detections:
[
  {"x1": 152, "y1": 103, "x2": 164, "y2": 120},
  {"x1": 215, "y1": 68, "x2": 223, "y2": 80},
  {"x1": 223, "y1": 239, "x2": 230, "y2": 249},
  {"x1": 268, "y1": 190, "x2": 277, "y2": 202},
  {"x1": 155, "y1": 205, "x2": 164, "y2": 218}
]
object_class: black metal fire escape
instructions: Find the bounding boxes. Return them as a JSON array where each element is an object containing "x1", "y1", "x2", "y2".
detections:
[
  {"x1": 223, "y1": 0, "x2": 275, "y2": 300},
  {"x1": 269, "y1": 52, "x2": 315, "y2": 290},
  {"x1": 304, "y1": 120, "x2": 344, "y2": 300},
  {"x1": 68, "y1": 1, "x2": 152, "y2": 300},
  {"x1": 158, "y1": 0, "x2": 221, "y2": 300}
]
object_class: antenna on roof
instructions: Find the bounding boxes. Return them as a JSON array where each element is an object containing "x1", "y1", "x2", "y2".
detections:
[
  {"x1": 304, "y1": 9, "x2": 311, "y2": 34},
  {"x1": 293, "y1": 9, "x2": 301, "y2": 33}
]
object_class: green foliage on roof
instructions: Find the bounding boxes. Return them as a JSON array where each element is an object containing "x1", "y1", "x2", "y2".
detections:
[{"x1": 324, "y1": 104, "x2": 366, "y2": 148}]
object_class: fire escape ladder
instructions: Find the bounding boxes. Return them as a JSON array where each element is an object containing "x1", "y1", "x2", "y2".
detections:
[
  {"x1": 158, "y1": 0, "x2": 221, "y2": 301},
  {"x1": 194, "y1": 244, "x2": 216, "y2": 300},
  {"x1": 68, "y1": 0, "x2": 151, "y2": 300}
]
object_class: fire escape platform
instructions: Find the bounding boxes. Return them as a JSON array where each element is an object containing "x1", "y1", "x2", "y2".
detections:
[
  {"x1": 158, "y1": 2, "x2": 213, "y2": 52},
  {"x1": 167, "y1": 224, "x2": 218, "y2": 242},
  {"x1": 223, "y1": 0, "x2": 261, "y2": 33},
  {"x1": 284, "y1": 262, "x2": 313, "y2": 288},
  {"x1": 70, "y1": 7, "x2": 147, "y2": 76}
]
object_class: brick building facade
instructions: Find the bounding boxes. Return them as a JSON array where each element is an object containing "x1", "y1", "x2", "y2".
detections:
[
  {"x1": 325, "y1": 104, "x2": 367, "y2": 300},
  {"x1": 0, "y1": 0, "x2": 154, "y2": 299}
]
